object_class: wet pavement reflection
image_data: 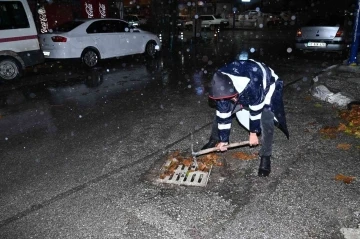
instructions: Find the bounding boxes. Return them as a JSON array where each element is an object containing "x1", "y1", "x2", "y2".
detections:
[
  {"x1": 0, "y1": 44, "x2": 219, "y2": 138},
  {"x1": 0, "y1": 28, "x2": 345, "y2": 139}
]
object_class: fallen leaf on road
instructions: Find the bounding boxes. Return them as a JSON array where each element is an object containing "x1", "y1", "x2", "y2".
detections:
[
  {"x1": 337, "y1": 123, "x2": 347, "y2": 131},
  {"x1": 232, "y1": 151, "x2": 257, "y2": 160},
  {"x1": 319, "y1": 105, "x2": 360, "y2": 140},
  {"x1": 319, "y1": 126, "x2": 338, "y2": 139},
  {"x1": 198, "y1": 153, "x2": 221, "y2": 167},
  {"x1": 197, "y1": 162, "x2": 207, "y2": 171},
  {"x1": 305, "y1": 96, "x2": 312, "y2": 101},
  {"x1": 335, "y1": 174, "x2": 356, "y2": 184},
  {"x1": 337, "y1": 143, "x2": 351, "y2": 150},
  {"x1": 182, "y1": 158, "x2": 192, "y2": 167},
  {"x1": 339, "y1": 104, "x2": 360, "y2": 138},
  {"x1": 160, "y1": 151, "x2": 222, "y2": 179}
]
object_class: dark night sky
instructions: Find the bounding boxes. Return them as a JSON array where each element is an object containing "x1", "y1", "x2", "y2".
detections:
[{"x1": 244, "y1": 0, "x2": 353, "y2": 13}]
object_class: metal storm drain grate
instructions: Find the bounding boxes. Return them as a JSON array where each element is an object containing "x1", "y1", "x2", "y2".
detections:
[{"x1": 156, "y1": 159, "x2": 212, "y2": 187}]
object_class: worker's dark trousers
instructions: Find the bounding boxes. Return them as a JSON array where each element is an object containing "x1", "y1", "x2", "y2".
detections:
[
  {"x1": 259, "y1": 107, "x2": 274, "y2": 157},
  {"x1": 209, "y1": 107, "x2": 274, "y2": 157}
]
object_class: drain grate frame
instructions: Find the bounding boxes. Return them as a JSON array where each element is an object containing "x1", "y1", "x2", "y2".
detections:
[{"x1": 156, "y1": 159, "x2": 212, "y2": 187}]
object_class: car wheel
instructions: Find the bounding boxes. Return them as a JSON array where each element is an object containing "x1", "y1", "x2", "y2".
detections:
[
  {"x1": 293, "y1": 49, "x2": 305, "y2": 57},
  {"x1": 81, "y1": 48, "x2": 99, "y2": 68},
  {"x1": 0, "y1": 57, "x2": 22, "y2": 81},
  {"x1": 145, "y1": 40, "x2": 157, "y2": 57}
]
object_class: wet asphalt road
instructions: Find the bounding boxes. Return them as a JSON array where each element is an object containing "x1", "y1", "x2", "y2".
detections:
[{"x1": 0, "y1": 28, "x2": 358, "y2": 238}]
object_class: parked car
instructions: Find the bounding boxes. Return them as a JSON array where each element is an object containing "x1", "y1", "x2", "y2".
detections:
[
  {"x1": 177, "y1": 16, "x2": 188, "y2": 31},
  {"x1": 129, "y1": 14, "x2": 148, "y2": 25},
  {"x1": 238, "y1": 10, "x2": 262, "y2": 20},
  {"x1": 295, "y1": 15, "x2": 352, "y2": 54},
  {"x1": 266, "y1": 14, "x2": 283, "y2": 27},
  {"x1": 185, "y1": 15, "x2": 229, "y2": 30},
  {"x1": 0, "y1": 0, "x2": 44, "y2": 81},
  {"x1": 39, "y1": 19, "x2": 161, "y2": 68},
  {"x1": 124, "y1": 15, "x2": 140, "y2": 27}
]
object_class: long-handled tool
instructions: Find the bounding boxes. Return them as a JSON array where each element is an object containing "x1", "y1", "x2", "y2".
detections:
[
  {"x1": 192, "y1": 141, "x2": 250, "y2": 157},
  {"x1": 190, "y1": 134, "x2": 249, "y2": 169}
]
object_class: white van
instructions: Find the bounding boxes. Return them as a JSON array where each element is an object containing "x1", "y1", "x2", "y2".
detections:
[{"x1": 0, "y1": 0, "x2": 44, "y2": 81}]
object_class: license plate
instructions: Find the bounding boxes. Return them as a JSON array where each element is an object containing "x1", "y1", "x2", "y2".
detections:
[
  {"x1": 307, "y1": 42, "x2": 326, "y2": 47},
  {"x1": 43, "y1": 51, "x2": 50, "y2": 56}
]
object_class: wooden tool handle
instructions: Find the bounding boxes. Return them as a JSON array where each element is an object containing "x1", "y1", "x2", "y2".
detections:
[{"x1": 192, "y1": 141, "x2": 250, "y2": 157}]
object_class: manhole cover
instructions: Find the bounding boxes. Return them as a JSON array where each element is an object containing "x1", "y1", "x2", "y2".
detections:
[
  {"x1": 145, "y1": 150, "x2": 224, "y2": 187},
  {"x1": 145, "y1": 149, "x2": 256, "y2": 187},
  {"x1": 156, "y1": 158, "x2": 212, "y2": 187}
]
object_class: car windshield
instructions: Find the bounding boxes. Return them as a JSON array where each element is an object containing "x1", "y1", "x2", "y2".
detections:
[
  {"x1": 126, "y1": 16, "x2": 138, "y2": 21},
  {"x1": 54, "y1": 20, "x2": 85, "y2": 32},
  {"x1": 214, "y1": 15, "x2": 223, "y2": 19},
  {"x1": 306, "y1": 16, "x2": 344, "y2": 26}
]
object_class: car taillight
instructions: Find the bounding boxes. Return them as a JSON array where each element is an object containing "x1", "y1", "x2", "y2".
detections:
[
  {"x1": 335, "y1": 28, "x2": 344, "y2": 37},
  {"x1": 296, "y1": 29, "x2": 302, "y2": 37},
  {"x1": 51, "y1": 36, "x2": 67, "y2": 42}
]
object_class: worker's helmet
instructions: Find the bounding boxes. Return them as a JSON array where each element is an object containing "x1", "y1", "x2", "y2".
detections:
[{"x1": 209, "y1": 72, "x2": 238, "y2": 100}]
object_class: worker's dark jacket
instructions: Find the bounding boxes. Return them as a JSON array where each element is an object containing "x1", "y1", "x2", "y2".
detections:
[{"x1": 214, "y1": 59, "x2": 289, "y2": 142}]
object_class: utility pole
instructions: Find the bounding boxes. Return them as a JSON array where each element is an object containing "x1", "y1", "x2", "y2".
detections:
[{"x1": 348, "y1": 0, "x2": 360, "y2": 66}]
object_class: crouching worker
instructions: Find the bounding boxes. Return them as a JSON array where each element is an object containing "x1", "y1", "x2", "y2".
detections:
[{"x1": 203, "y1": 50, "x2": 289, "y2": 177}]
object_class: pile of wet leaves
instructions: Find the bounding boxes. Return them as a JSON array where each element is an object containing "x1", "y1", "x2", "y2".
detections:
[
  {"x1": 160, "y1": 150, "x2": 257, "y2": 179},
  {"x1": 319, "y1": 104, "x2": 359, "y2": 184},
  {"x1": 159, "y1": 151, "x2": 221, "y2": 179},
  {"x1": 320, "y1": 104, "x2": 360, "y2": 141},
  {"x1": 338, "y1": 104, "x2": 360, "y2": 138}
]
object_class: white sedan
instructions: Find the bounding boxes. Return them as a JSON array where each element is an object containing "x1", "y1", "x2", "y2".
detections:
[{"x1": 39, "y1": 18, "x2": 161, "y2": 67}]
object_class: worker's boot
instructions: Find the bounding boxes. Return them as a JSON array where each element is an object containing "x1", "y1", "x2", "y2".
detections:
[
  {"x1": 201, "y1": 115, "x2": 219, "y2": 150},
  {"x1": 258, "y1": 156, "x2": 271, "y2": 177},
  {"x1": 201, "y1": 138, "x2": 219, "y2": 150}
]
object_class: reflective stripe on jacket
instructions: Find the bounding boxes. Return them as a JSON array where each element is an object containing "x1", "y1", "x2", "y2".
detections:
[{"x1": 215, "y1": 59, "x2": 289, "y2": 142}]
